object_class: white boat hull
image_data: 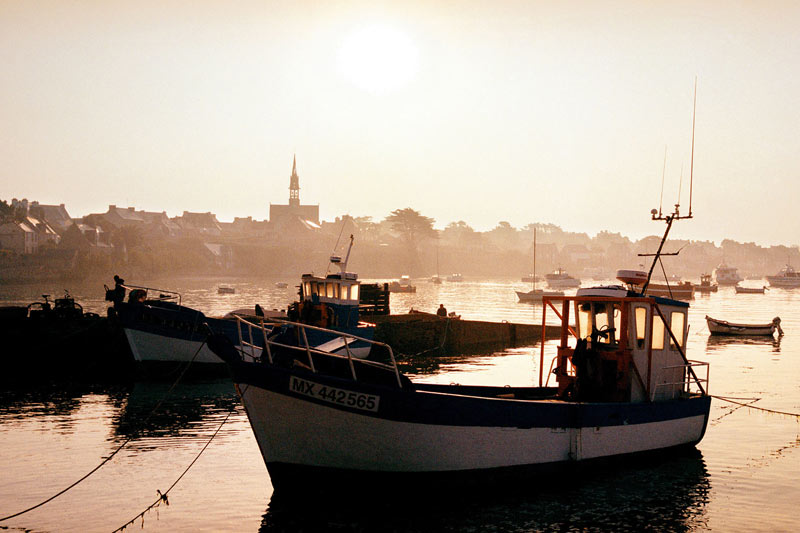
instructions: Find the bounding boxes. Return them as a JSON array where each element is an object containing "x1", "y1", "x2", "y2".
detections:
[
  {"x1": 124, "y1": 328, "x2": 261, "y2": 364},
  {"x1": 240, "y1": 386, "x2": 708, "y2": 474}
]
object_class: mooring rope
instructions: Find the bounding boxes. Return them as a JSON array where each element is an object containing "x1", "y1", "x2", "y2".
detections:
[
  {"x1": 111, "y1": 385, "x2": 245, "y2": 533},
  {"x1": 0, "y1": 338, "x2": 207, "y2": 523},
  {"x1": 711, "y1": 395, "x2": 800, "y2": 419}
]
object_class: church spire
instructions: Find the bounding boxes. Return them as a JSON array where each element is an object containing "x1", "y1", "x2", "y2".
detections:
[{"x1": 289, "y1": 154, "x2": 300, "y2": 208}]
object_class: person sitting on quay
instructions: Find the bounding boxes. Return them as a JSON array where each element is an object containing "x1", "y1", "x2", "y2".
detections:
[{"x1": 436, "y1": 304, "x2": 447, "y2": 317}]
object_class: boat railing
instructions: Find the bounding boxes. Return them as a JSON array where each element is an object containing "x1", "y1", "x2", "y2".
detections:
[
  {"x1": 654, "y1": 359, "x2": 710, "y2": 397},
  {"x1": 233, "y1": 315, "x2": 403, "y2": 388}
]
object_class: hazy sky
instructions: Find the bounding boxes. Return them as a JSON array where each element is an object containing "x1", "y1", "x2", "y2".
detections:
[{"x1": 2, "y1": 1, "x2": 798, "y2": 246}]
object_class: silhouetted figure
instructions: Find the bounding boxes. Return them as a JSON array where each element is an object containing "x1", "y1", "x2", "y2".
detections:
[
  {"x1": 107, "y1": 275, "x2": 126, "y2": 305},
  {"x1": 436, "y1": 304, "x2": 447, "y2": 317}
]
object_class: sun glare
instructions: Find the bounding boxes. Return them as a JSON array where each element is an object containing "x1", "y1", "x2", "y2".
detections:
[{"x1": 336, "y1": 24, "x2": 419, "y2": 93}]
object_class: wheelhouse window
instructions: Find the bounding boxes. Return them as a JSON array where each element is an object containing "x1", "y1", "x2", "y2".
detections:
[
  {"x1": 350, "y1": 284, "x2": 359, "y2": 302},
  {"x1": 635, "y1": 306, "x2": 647, "y2": 349},
  {"x1": 670, "y1": 311, "x2": 686, "y2": 350}
]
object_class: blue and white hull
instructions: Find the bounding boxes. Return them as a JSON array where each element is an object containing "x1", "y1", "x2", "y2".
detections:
[{"x1": 224, "y1": 354, "x2": 710, "y2": 489}]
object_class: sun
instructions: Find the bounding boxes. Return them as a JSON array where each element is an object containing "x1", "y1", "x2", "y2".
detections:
[{"x1": 336, "y1": 24, "x2": 419, "y2": 93}]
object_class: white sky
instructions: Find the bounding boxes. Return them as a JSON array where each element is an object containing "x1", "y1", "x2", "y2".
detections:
[{"x1": 1, "y1": 1, "x2": 798, "y2": 246}]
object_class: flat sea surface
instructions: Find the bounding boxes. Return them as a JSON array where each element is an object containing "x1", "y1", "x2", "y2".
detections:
[{"x1": 1, "y1": 277, "x2": 798, "y2": 532}]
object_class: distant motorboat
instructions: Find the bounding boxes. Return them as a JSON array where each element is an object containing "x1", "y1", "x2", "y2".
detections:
[
  {"x1": 714, "y1": 263, "x2": 743, "y2": 286},
  {"x1": 218, "y1": 286, "x2": 235, "y2": 295},
  {"x1": 644, "y1": 281, "x2": 695, "y2": 300},
  {"x1": 545, "y1": 268, "x2": 581, "y2": 289},
  {"x1": 521, "y1": 274, "x2": 542, "y2": 283},
  {"x1": 388, "y1": 275, "x2": 416, "y2": 293},
  {"x1": 706, "y1": 315, "x2": 783, "y2": 336},
  {"x1": 766, "y1": 264, "x2": 800, "y2": 288},
  {"x1": 516, "y1": 289, "x2": 565, "y2": 302},
  {"x1": 734, "y1": 285, "x2": 766, "y2": 294},
  {"x1": 446, "y1": 273, "x2": 463, "y2": 282},
  {"x1": 430, "y1": 275, "x2": 442, "y2": 284},
  {"x1": 275, "y1": 282, "x2": 288, "y2": 289},
  {"x1": 694, "y1": 273, "x2": 718, "y2": 293}
]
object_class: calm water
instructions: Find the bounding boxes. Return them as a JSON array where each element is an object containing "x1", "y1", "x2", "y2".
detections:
[{"x1": 1, "y1": 277, "x2": 799, "y2": 532}]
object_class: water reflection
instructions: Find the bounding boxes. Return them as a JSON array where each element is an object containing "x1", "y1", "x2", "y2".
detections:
[
  {"x1": 111, "y1": 379, "x2": 238, "y2": 441},
  {"x1": 705, "y1": 335, "x2": 781, "y2": 353},
  {"x1": 0, "y1": 385, "x2": 128, "y2": 421},
  {"x1": 259, "y1": 450, "x2": 709, "y2": 532}
]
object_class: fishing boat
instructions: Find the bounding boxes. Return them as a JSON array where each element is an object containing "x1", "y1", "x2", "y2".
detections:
[
  {"x1": 644, "y1": 281, "x2": 695, "y2": 300},
  {"x1": 207, "y1": 206, "x2": 711, "y2": 493},
  {"x1": 545, "y1": 268, "x2": 581, "y2": 289},
  {"x1": 112, "y1": 236, "x2": 372, "y2": 367},
  {"x1": 713, "y1": 263, "x2": 743, "y2": 286},
  {"x1": 110, "y1": 283, "x2": 272, "y2": 367},
  {"x1": 766, "y1": 264, "x2": 800, "y2": 288},
  {"x1": 430, "y1": 275, "x2": 442, "y2": 284},
  {"x1": 218, "y1": 286, "x2": 236, "y2": 295},
  {"x1": 446, "y1": 273, "x2": 463, "y2": 282},
  {"x1": 517, "y1": 228, "x2": 565, "y2": 302},
  {"x1": 706, "y1": 315, "x2": 783, "y2": 336},
  {"x1": 734, "y1": 285, "x2": 766, "y2": 294},
  {"x1": 694, "y1": 273, "x2": 718, "y2": 293}
]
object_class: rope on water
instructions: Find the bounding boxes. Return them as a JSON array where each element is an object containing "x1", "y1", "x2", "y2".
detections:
[
  {"x1": 111, "y1": 384, "x2": 246, "y2": 533},
  {"x1": 712, "y1": 395, "x2": 800, "y2": 419},
  {"x1": 0, "y1": 338, "x2": 207, "y2": 523},
  {"x1": 407, "y1": 314, "x2": 452, "y2": 358}
]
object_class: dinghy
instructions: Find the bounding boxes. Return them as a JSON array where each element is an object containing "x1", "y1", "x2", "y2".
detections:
[{"x1": 706, "y1": 315, "x2": 783, "y2": 336}]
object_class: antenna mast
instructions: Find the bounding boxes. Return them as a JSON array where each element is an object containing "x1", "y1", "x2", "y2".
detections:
[
  {"x1": 641, "y1": 80, "x2": 698, "y2": 293},
  {"x1": 689, "y1": 76, "x2": 697, "y2": 217}
]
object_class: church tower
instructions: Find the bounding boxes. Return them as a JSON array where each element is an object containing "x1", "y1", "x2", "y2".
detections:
[{"x1": 289, "y1": 155, "x2": 300, "y2": 208}]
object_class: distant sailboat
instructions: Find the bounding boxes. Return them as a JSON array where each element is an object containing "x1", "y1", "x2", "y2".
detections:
[
  {"x1": 431, "y1": 238, "x2": 442, "y2": 284},
  {"x1": 517, "y1": 228, "x2": 564, "y2": 302}
]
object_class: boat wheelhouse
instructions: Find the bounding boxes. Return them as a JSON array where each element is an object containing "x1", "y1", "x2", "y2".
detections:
[{"x1": 544, "y1": 282, "x2": 705, "y2": 405}]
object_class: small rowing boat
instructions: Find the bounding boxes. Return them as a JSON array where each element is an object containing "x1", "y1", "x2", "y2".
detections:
[{"x1": 706, "y1": 315, "x2": 783, "y2": 336}]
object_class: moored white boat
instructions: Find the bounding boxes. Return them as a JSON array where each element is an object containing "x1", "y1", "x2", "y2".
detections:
[
  {"x1": 734, "y1": 285, "x2": 766, "y2": 294},
  {"x1": 766, "y1": 264, "x2": 800, "y2": 288},
  {"x1": 714, "y1": 263, "x2": 743, "y2": 286},
  {"x1": 706, "y1": 315, "x2": 783, "y2": 336}
]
